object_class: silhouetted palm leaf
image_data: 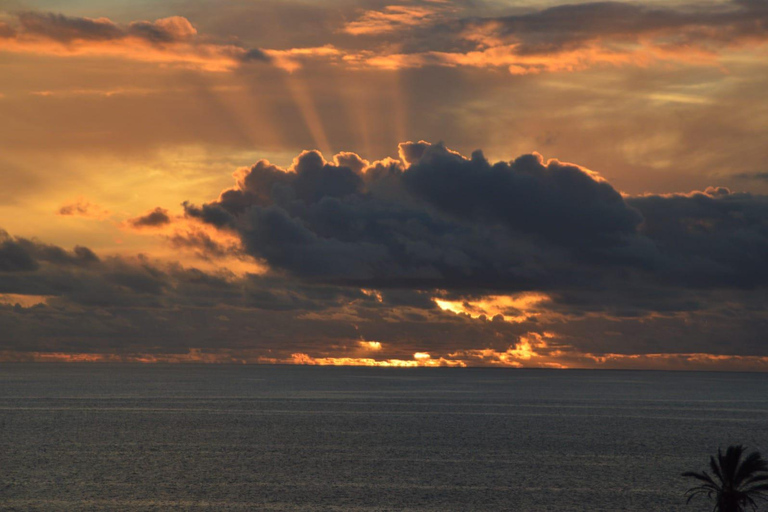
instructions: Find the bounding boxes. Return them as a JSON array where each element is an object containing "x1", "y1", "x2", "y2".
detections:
[{"x1": 683, "y1": 445, "x2": 768, "y2": 512}]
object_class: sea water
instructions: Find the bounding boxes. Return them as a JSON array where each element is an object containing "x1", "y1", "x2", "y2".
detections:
[{"x1": 1, "y1": 364, "x2": 767, "y2": 511}]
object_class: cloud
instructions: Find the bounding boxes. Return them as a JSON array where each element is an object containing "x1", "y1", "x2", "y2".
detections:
[
  {"x1": 184, "y1": 142, "x2": 633, "y2": 288},
  {"x1": 57, "y1": 198, "x2": 110, "y2": 219},
  {"x1": 0, "y1": 231, "x2": 38, "y2": 272},
  {"x1": 341, "y1": 0, "x2": 768, "y2": 74},
  {"x1": 15, "y1": 13, "x2": 200, "y2": 45},
  {"x1": 460, "y1": 0, "x2": 768, "y2": 55},
  {"x1": 433, "y1": 292, "x2": 550, "y2": 323},
  {"x1": 2, "y1": 142, "x2": 768, "y2": 368},
  {"x1": 0, "y1": 224, "x2": 766, "y2": 368},
  {"x1": 0, "y1": 229, "x2": 99, "y2": 273},
  {"x1": 17, "y1": 12, "x2": 123, "y2": 42},
  {"x1": 184, "y1": 141, "x2": 768, "y2": 297},
  {"x1": 127, "y1": 16, "x2": 197, "y2": 43},
  {"x1": 8, "y1": 1, "x2": 768, "y2": 76},
  {"x1": 126, "y1": 207, "x2": 171, "y2": 228},
  {"x1": 342, "y1": 4, "x2": 453, "y2": 36},
  {"x1": 626, "y1": 188, "x2": 768, "y2": 287},
  {"x1": 162, "y1": 225, "x2": 254, "y2": 266},
  {"x1": 0, "y1": 12, "x2": 261, "y2": 71},
  {"x1": 169, "y1": 141, "x2": 768, "y2": 367}
]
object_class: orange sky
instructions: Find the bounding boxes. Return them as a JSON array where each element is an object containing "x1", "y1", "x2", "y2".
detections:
[{"x1": 1, "y1": 0, "x2": 768, "y2": 370}]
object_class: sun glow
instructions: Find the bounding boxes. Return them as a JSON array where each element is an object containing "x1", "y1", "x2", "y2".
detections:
[
  {"x1": 433, "y1": 292, "x2": 550, "y2": 322},
  {"x1": 0, "y1": 294, "x2": 51, "y2": 308},
  {"x1": 451, "y1": 332, "x2": 565, "y2": 368},
  {"x1": 358, "y1": 340, "x2": 383, "y2": 351}
]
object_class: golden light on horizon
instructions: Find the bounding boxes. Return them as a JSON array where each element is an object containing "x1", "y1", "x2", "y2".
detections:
[
  {"x1": 288, "y1": 352, "x2": 466, "y2": 367},
  {"x1": 5, "y1": 346, "x2": 768, "y2": 372}
]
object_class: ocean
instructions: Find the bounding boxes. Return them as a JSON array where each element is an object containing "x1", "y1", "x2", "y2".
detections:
[{"x1": 1, "y1": 364, "x2": 767, "y2": 511}]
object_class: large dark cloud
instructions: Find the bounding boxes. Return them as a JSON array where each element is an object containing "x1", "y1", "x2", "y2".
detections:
[
  {"x1": 184, "y1": 142, "x2": 768, "y2": 294},
  {"x1": 628, "y1": 188, "x2": 768, "y2": 288},
  {"x1": 402, "y1": 146, "x2": 641, "y2": 244}
]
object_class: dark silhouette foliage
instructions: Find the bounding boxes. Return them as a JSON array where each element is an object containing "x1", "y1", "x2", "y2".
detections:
[{"x1": 683, "y1": 445, "x2": 768, "y2": 511}]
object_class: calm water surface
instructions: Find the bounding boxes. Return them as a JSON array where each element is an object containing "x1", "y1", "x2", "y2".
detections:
[{"x1": 1, "y1": 365, "x2": 767, "y2": 511}]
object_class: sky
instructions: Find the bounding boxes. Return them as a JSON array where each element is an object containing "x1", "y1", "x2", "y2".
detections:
[{"x1": 1, "y1": 0, "x2": 768, "y2": 369}]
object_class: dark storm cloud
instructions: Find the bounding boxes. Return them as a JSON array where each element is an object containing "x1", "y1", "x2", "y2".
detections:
[
  {"x1": 182, "y1": 142, "x2": 768, "y2": 296},
  {"x1": 627, "y1": 188, "x2": 768, "y2": 288},
  {"x1": 402, "y1": 147, "x2": 641, "y2": 245},
  {"x1": 179, "y1": 147, "x2": 549, "y2": 284},
  {"x1": 126, "y1": 207, "x2": 172, "y2": 228}
]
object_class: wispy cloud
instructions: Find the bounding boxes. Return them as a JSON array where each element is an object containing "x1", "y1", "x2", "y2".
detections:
[
  {"x1": 342, "y1": 3, "x2": 453, "y2": 36},
  {"x1": 57, "y1": 198, "x2": 110, "y2": 219}
]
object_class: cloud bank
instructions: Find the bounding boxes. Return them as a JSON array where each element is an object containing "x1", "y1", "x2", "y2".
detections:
[{"x1": 2, "y1": 144, "x2": 767, "y2": 369}]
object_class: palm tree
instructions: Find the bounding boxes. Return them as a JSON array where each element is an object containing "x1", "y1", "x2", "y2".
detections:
[{"x1": 683, "y1": 445, "x2": 768, "y2": 511}]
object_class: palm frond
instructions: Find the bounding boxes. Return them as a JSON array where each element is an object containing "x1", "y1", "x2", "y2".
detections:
[
  {"x1": 735, "y1": 451, "x2": 768, "y2": 486},
  {"x1": 683, "y1": 445, "x2": 768, "y2": 511}
]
